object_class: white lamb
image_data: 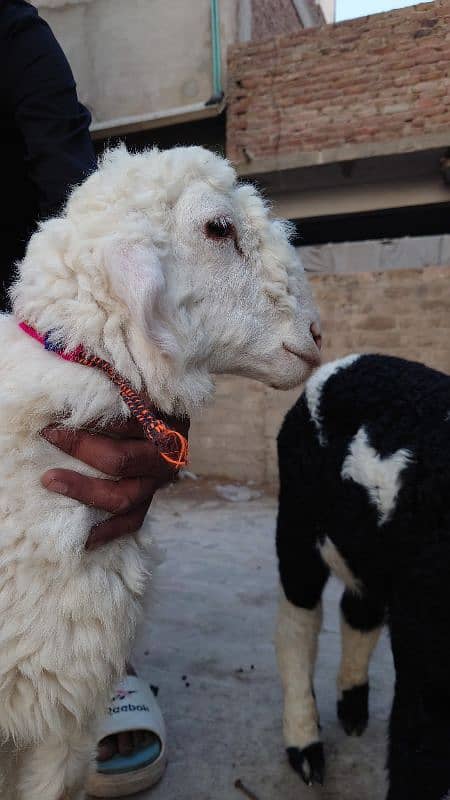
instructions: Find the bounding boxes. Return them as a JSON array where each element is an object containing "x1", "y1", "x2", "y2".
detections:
[{"x1": 0, "y1": 145, "x2": 320, "y2": 799}]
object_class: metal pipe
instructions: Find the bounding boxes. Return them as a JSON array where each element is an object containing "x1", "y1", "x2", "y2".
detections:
[{"x1": 207, "y1": 0, "x2": 224, "y2": 104}]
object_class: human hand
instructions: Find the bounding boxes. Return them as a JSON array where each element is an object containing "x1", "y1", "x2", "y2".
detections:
[{"x1": 40, "y1": 414, "x2": 189, "y2": 549}]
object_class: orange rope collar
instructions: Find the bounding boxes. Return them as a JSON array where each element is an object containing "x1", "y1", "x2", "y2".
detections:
[{"x1": 18, "y1": 322, "x2": 188, "y2": 470}]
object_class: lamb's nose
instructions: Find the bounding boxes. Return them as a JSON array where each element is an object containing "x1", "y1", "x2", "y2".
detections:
[{"x1": 310, "y1": 321, "x2": 322, "y2": 351}]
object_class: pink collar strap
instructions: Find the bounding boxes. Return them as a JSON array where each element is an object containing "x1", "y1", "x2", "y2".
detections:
[
  {"x1": 18, "y1": 321, "x2": 188, "y2": 469},
  {"x1": 19, "y1": 322, "x2": 84, "y2": 362}
]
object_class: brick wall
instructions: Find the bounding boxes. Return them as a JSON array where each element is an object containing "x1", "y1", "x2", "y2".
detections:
[
  {"x1": 189, "y1": 265, "x2": 450, "y2": 485},
  {"x1": 251, "y1": 0, "x2": 302, "y2": 41},
  {"x1": 227, "y1": 0, "x2": 450, "y2": 166}
]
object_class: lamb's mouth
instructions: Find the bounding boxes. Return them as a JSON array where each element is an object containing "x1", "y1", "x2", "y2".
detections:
[{"x1": 283, "y1": 342, "x2": 321, "y2": 368}]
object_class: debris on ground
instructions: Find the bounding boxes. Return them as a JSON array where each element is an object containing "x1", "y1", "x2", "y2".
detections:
[
  {"x1": 235, "y1": 664, "x2": 256, "y2": 678},
  {"x1": 234, "y1": 778, "x2": 260, "y2": 800},
  {"x1": 215, "y1": 484, "x2": 262, "y2": 503}
]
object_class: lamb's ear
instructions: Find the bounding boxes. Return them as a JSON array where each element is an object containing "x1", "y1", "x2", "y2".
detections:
[{"x1": 105, "y1": 241, "x2": 166, "y2": 336}]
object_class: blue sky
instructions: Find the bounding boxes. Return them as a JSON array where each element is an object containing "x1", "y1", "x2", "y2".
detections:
[{"x1": 336, "y1": 0, "x2": 433, "y2": 21}]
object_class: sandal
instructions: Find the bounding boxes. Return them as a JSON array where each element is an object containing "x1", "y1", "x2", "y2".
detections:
[{"x1": 86, "y1": 675, "x2": 167, "y2": 798}]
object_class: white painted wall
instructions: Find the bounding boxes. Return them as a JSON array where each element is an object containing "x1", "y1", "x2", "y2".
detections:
[
  {"x1": 298, "y1": 235, "x2": 450, "y2": 273},
  {"x1": 293, "y1": 0, "x2": 335, "y2": 26},
  {"x1": 319, "y1": 0, "x2": 336, "y2": 22}
]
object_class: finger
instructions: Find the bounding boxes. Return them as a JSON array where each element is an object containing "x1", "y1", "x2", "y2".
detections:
[
  {"x1": 106, "y1": 414, "x2": 190, "y2": 438},
  {"x1": 86, "y1": 503, "x2": 149, "y2": 550},
  {"x1": 41, "y1": 470, "x2": 157, "y2": 514},
  {"x1": 100, "y1": 417, "x2": 148, "y2": 440},
  {"x1": 41, "y1": 427, "x2": 174, "y2": 480}
]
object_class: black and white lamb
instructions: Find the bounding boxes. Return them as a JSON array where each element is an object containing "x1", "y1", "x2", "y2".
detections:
[{"x1": 276, "y1": 353, "x2": 450, "y2": 800}]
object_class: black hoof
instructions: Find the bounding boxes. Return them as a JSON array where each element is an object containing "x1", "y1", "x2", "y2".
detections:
[
  {"x1": 337, "y1": 682, "x2": 369, "y2": 736},
  {"x1": 287, "y1": 742, "x2": 325, "y2": 786}
]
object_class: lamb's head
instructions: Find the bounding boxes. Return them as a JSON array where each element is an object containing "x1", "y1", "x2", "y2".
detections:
[
  {"x1": 167, "y1": 160, "x2": 321, "y2": 393},
  {"x1": 12, "y1": 146, "x2": 320, "y2": 413}
]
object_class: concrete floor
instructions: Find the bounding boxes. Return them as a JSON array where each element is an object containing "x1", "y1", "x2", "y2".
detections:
[{"x1": 128, "y1": 479, "x2": 394, "y2": 800}]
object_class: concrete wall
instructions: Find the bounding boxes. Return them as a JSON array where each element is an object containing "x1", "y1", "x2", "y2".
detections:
[
  {"x1": 299, "y1": 235, "x2": 450, "y2": 273},
  {"x1": 37, "y1": 0, "x2": 240, "y2": 130},
  {"x1": 188, "y1": 265, "x2": 450, "y2": 485}
]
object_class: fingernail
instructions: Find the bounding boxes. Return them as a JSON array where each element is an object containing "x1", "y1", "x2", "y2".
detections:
[{"x1": 42, "y1": 478, "x2": 68, "y2": 495}]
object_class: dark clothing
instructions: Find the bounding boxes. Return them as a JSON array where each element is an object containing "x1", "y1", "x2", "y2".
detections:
[{"x1": 0, "y1": 0, "x2": 96, "y2": 309}]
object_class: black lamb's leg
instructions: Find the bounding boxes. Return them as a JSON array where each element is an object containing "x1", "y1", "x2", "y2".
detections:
[
  {"x1": 276, "y1": 501, "x2": 329, "y2": 785},
  {"x1": 337, "y1": 588, "x2": 385, "y2": 737},
  {"x1": 276, "y1": 398, "x2": 330, "y2": 787}
]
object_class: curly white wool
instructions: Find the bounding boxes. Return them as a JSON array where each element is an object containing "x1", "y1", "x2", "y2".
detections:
[{"x1": 1, "y1": 145, "x2": 319, "y2": 799}]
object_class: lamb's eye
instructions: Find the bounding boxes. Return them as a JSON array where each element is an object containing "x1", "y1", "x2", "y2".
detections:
[{"x1": 205, "y1": 217, "x2": 235, "y2": 241}]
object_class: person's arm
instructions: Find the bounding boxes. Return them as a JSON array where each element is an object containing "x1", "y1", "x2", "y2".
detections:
[{"x1": 4, "y1": 1, "x2": 96, "y2": 219}]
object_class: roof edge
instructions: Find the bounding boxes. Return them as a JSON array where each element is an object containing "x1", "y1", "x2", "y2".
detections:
[{"x1": 233, "y1": 132, "x2": 450, "y2": 176}]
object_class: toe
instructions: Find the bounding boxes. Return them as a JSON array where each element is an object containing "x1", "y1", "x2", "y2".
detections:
[
  {"x1": 97, "y1": 735, "x2": 117, "y2": 761},
  {"x1": 117, "y1": 731, "x2": 134, "y2": 756}
]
